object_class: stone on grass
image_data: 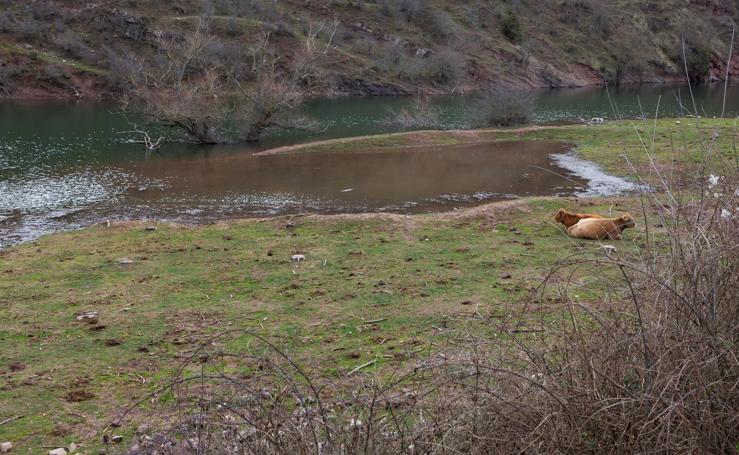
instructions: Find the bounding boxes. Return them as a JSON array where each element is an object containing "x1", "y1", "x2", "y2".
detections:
[
  {"x1": 291, "y1": 254, "x2": 306, "y2": 262},
  {"x1": 48, "y1": 449, "x2": 67, "y2": 455},
  {"x1": 600, "y1": 244, "x2": 617, "y2": 255},
  {"x1": 1, "y1": 441, "x2": 12, "y2": 453},
  {"x1": 75, "y1": 311, "x2": 99, "y2": 324},
  {"x1": 111, "y1": 435, "x2": 123, "y2": 443}
]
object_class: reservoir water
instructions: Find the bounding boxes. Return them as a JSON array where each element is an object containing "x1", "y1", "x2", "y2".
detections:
[{"x1": 1, "y1": 83, "x2": 735, "y2": 247}]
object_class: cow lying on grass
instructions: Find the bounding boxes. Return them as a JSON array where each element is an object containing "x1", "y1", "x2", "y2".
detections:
[
  {"x1": 566, "y1": 214, "x2": 636, "y2": 240},
  {"x1": 554, "y1": 208, "x2": 605, "y2": 228}
]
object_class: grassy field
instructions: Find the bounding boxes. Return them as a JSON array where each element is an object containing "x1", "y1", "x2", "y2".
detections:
[{"x1": 0, "y1": 118, "x2": 734, "y2": 452}]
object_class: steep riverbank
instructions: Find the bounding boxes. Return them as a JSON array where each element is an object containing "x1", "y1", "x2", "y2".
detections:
[{"x1": 1, "y1": 1, "x2": 738, "y2": 100}]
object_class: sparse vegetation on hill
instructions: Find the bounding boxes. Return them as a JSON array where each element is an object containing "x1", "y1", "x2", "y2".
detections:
[{"x1": 0, "y1": 0, "x2": 737, "y2": 99}]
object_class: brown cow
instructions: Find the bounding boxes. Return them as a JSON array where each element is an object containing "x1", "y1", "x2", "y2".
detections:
[
  {"x1": 554, "y1": 208, "x2": 605, "y2": 228},
  {"x1": 566, "y1": 214, "x2": 636, "y2": 240}
]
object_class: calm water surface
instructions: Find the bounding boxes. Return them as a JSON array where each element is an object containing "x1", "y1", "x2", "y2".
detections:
[{"x1": 1, "y1": 84, "x2": 735, "y2": 247}]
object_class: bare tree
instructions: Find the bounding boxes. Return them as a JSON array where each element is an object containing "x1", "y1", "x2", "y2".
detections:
[{"x1": 122, "y1": 19, "x2": 334, "y2": 144}]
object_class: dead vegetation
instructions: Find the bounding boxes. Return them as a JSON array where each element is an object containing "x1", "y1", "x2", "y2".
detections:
[
  {"x1": 1, "y1": 1, "x2": 738, "y2": 98},
  {"x1": 120, "y1": 18, "x2": 332, "y2": 144},
  {"x1": 118, "y1": 108, "x2": 738, "y2": 453}
]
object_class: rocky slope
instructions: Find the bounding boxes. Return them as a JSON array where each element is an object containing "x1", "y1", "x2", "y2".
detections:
[{"x1": 0, "y1": 0, "x2": 737, "y2": 99}]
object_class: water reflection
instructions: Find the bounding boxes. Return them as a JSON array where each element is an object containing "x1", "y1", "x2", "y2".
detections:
[{"x1": 2, "y1": 83, "x2": 736, "y2": 247}]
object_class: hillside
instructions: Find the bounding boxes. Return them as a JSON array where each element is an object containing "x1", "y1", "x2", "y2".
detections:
[{"x1": 0, "y1": 0, "x2": 738, "y2": 99}]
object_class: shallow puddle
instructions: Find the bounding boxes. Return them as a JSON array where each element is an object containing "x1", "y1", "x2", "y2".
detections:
[{"x1": 1, "y1": 140, "x2": 593, "y2": 247}]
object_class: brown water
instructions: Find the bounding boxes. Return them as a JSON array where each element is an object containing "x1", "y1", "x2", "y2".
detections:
[
  {"x1": 8, "y1": 84, "x2": 695, "y2": 248},
  {"x1": 0, "y1": 140, "x2": 590, "y2": 247}
]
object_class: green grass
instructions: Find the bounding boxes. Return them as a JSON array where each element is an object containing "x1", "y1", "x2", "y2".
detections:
[
  {"x1": 0, "y1": 42, "x2": 106, "y2": 75},
  {"x1": 2, "y1": 118, "x2": 731, "y2": 451},
  {"x1": 0, "y1": 196, "x2": 647, "y2": 452}
]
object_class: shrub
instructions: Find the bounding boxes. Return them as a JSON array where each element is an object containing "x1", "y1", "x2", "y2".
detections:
[
  {"x1": 39, "y1": 64, "x2": 68, "y2": 88},
  {"x1": 104, "y1": 46, "x2": 144, "y2": 91},
  {"x1": 501, "y1": 9, "x2": 522, "y2": 43},
  {"x1": 682, "y1": 43, "x2": 712, "y2": 83},
  {"x1": 0, "y1": 13, "x2": 14, "y2": 33},
  {"x1": 422, "y1": 49, "x2": 465, "y2": 87},
  {"x1": 399, "y1": 0, "x2": 424, "y2": 22},
  {"x1": 372, "y1": 42, "x2": 404, "y2": 72},
  {"x1": 428, "y1": 10, "x2": 458, "y2": 45},
  {"x1": 379, "y1": 0, "x2": 395, "y2": 16},
  {"x1": 382, "y1": 97, "x2": 442, "y2": 130},
  {"x1": 0, "y1": 63, "x2": 16, "y2": 96},
  {"x1": 28, "y1": 1, "x2": 63, "y2": 22},
  {"x1": 379, "y1": 0, "x2": 424, "y2": 23},
  {"x1": 11, "y1": 19, "x2": 51, "y2": 42},
  {"x1": 470, "y1": 85, "x2": 533, "y2": 127},
  {"x1": 53, "y1": 29, "x2": 94, "y2": 62}
]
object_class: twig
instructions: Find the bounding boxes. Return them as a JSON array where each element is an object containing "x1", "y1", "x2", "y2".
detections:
[
  {"x1": 0, "y1": 415, "x2": 23, "y2": 426},
  {"x1": 348, "y1": 359, "x2": 378, "y2": 376},
  {"x1": 722, "y1": 26, "x2": 735, "y2": 119},
  {"x1": 363, "y1": 318, "x2": 386, "y2": 324}
]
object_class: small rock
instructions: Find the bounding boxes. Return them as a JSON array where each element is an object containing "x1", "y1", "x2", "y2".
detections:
[
  {"x1": 111, "y1": 435, "x2": 123, "y2": 443},
  {"x1": 68, "y1": 443, "x2": 78, "y2": 452},
  {"x1": 460, "y1": 300, "x2": 473, "y2": 305},
  {"x1": 1, "y1": 441, "x2": 12, "y2": 453},
  {"x1": 48, "y1": 449, "x2": 67, "y2": 455},
  {"x1": 415, "y1": 47, "x2": 432, "y2": 58},
  {"x1": 76, "y1": 311, "x2": 99, "y2": 324},
  {"x1": 500, "y1": 273, "x2": 512, "y2": 279},
  {"x1": 118, "y1": 258, "x2": 133, "y2": 265},
  {"x1": 600, "y1": 245, "x2": 617, "y2": 255},
  {"x1": 144, "y1": 225, "x2": 157, "y2": 231},
  {"x1": 291, "y1": 254, "x2": 306, "y2": 262}
]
